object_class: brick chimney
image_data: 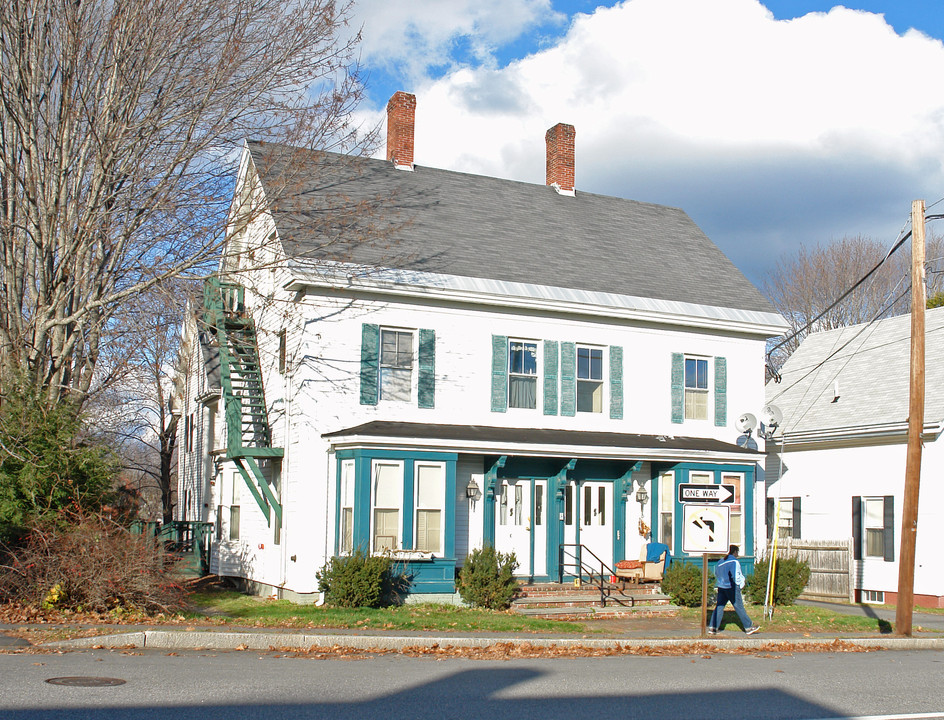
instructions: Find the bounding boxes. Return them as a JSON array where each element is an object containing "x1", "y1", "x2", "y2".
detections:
[
  {"x1": 386, "y1": 91, "x2": 416, "y2": 171},
  {"x1": 545, "y1": 122, "x2": 576, "y2": 196}
]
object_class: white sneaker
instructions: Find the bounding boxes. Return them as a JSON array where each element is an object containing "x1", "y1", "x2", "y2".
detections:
[
  {"x1": 706, "y1": 627, "x2": 717, "y2": 635},
  {"x1": 745, "y1": 626, "x2": 761, "y2": 635}
]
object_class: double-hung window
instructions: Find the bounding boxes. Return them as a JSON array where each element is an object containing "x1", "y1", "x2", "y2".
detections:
[
  {"x1": 414, "y1": 463, "x2": 444, "y2": 554},
  {"x1": 229, "y1": 472, "x2": 241, "y2": 542},
  {"x1": 372, "y1": 461, "x2": 403, "y2": 552},
  {"x1": 684, "y1": 357, "x2": 709, "y2": 420},
  {"x1": 380, "y1": 329, "x2": 413, "y2": 402},
  {"x1": 508, "y1": 340, "x2": 538, "y2": 409},
  {"x1": 864, "y1": 497, "x2": 885, "y2": 558},
  {"x1": 339, "y1": 460, "x2": 355, "y2": 554},
  {"x1": 577, "y1": 345, "x2": 603, "y2": 413}
]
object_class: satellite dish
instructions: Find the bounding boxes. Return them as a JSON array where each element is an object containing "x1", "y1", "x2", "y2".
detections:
[
  {"x1": 735, "y1": 413, "x2": 758, "y2": 434},
  {"x1": 761, "y1": 404, "x2": 783, "y2": 428}
]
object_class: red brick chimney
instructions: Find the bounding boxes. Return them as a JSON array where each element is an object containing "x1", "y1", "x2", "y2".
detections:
[
  {"x1": 546, "y1": 123, "x2": 576, "y2": 195},
  {"x1": 386, "y1": 91, "x2": 416, "y2": 170}
]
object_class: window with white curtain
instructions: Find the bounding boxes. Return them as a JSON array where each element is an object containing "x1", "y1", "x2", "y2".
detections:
[
  {"x1": 414, "y1": 463, "x2": 444, "y2": 554},
  {"x1": 372, "y1": 461, "x2": 402, "y2": 552},
  {"x1": 508, "y1": 340, "x2": 538, "y2": 409},
  {"x1": 339, "y1": 460, "x2": 355, "y2": 554}
]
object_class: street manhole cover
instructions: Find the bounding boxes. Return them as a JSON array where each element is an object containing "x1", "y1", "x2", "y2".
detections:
[{"x1": 46, "y1": 677, "x2": 126, "y2": 687}]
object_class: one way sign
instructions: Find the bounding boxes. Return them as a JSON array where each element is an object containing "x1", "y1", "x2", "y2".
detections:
[{"x1": 677, "y1": 483, "x2": 736, "y2": 504}]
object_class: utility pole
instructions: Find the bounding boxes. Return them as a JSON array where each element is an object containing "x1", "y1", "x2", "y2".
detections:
[{"x1": 895, "y1": 199, "x2": 926, "y2": 637}]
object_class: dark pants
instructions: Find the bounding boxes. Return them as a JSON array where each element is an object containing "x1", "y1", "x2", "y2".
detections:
[{"x1": 709, "y1": 585, "x2": 754, "y2": 631}]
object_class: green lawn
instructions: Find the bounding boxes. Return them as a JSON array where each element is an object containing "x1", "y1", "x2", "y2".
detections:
[
  {"x1": 186, "y1": 589, "x2": 585, "y2": 633},
  {"x1": 183, "y1": 587, "x2": 935, "y2": 636}
]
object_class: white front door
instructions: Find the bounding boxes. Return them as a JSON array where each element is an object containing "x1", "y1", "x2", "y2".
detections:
[
  {"x1": 495, "y1": 480, "x2": 532, "y2": 576},
  {"x1": 564, "y1": 481, "x2": 613, "y2": 570},
  {"x1": 580, "y1": 481, "x2": 613, "y2": 566}
]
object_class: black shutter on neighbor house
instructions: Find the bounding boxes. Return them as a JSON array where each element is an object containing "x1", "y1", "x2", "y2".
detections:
[
  {"x1": 766, "y1": 498, "x2": 774, "y2": 540},
  {"x1": 883, "y1": 495, "x2": 895, "y2": 562},
  {"x1": 852, "y1": 496, "x2": 862, "y2": 560},
  {"x1": 792, "y1": 496, "x2": 802, "y2": 539}
]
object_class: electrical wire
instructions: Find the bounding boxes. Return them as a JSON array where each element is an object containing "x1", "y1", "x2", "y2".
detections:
[{"x1": 765, "y1": 212, "x2": 944, "y2": 381}]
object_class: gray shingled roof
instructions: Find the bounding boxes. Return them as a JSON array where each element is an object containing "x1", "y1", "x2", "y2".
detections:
[
  {"x1": 247, "y1": 141, "x2": 774, "y2": 313},
  {"x1": 765, "y1": 307, "x2": 944, "y2": 435}
]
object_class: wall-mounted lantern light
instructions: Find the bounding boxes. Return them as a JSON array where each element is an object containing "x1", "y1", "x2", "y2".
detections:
[
  {"x1": 466, "y1": 478, "x2": 480, "y2": 500},
  {"x1": 635, "y1": 484, "x2": 649, "y2": 508}
]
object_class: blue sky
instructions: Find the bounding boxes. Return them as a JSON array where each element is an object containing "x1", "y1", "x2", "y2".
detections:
[{"x1": 346, "y1": 1, "x2": 944, "y2": 288}]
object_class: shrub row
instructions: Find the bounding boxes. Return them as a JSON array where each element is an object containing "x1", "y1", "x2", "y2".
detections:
[{"x1": 660, "y1": 557, "x2": 811, "y2": 607}]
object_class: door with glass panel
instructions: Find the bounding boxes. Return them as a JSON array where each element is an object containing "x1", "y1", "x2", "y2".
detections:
[
  {"x1": 494, "y1": 480, "x2": 545, "y2": 577},
  {"x1": 578, "y1": 481, "x2": 613, "y2": 567},
  {"x1": 563, "y1": 481, "x2": 613, "y2": 570}
]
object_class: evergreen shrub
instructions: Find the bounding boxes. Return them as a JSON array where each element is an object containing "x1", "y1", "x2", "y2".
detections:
[
  {"x1": 745, "y1": 557, "x2": 811, "y2": 605},
  {"x1": 457, "y1": 545, "x2": 518, "y2": 610},
  {"x1": 316, "y1": 550, "x2": 405, "y2": 608},
  {"x1": 660, "y1": 561, "x2": 704, "y2": 607}
]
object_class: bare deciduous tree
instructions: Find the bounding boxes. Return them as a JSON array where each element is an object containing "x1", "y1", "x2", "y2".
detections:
[
  {"x1": 763, "y1": 234, "x2": 944, "y2": 376},
  {"x1": 0, "y1": 0, "x2": 370, "y2": 409}
]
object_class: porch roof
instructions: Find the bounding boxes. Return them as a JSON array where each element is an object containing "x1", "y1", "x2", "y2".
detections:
[{"x1": 323, "y1": 421, "x2": 760, "y2": 463}]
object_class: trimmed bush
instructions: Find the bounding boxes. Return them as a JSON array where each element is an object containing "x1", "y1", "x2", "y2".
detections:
[
  {"x1": 660, "y1": 561, "x2": 705, "y2": 607},
  {"x1": 316, "y1": 551, "x2": 406, "y2": 608},
  {"x1": 745, "y1": 557, "x2": 811, "y2": 605},
  {"x1": 457, "y1": 545, "x2": 518, "y2": 610}
]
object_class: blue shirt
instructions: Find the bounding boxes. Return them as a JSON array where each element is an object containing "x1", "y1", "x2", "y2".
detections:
[{"x1": 715, "y1": 554, "x2": 745, "y2": 589}]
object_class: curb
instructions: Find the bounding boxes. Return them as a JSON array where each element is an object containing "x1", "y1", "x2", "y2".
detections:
[{"x1": 47, "y1": 630, "x2": 944, "y2": 653}]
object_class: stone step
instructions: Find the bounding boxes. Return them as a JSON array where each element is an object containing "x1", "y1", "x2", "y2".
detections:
[
  {"x1": 513, "y1": 592, "x2": 671, "y2": 609},
  {"x1": 514, "y1": 603, "x2": 680, "y2": 620}
]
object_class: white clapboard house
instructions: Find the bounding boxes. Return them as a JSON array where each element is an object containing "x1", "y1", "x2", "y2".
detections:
[
  {"x1": 764, "y1": 308, "x2": 944, "y2": 608},
  {"x1": 175, "y1": 92, "x2": 786, "y2": 601}
]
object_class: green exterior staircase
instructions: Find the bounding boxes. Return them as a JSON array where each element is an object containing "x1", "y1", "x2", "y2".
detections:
[{"x1": 204, "y1": 277, "x2": 283, "y2": 526}]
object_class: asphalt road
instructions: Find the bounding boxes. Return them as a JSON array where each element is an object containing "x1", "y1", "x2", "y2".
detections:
[{"x1": 1, "y1": 647, "x2": 943, "y2": 720}]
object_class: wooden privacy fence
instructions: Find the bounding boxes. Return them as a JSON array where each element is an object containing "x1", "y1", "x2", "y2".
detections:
[{"x1": 768, "y1": 538, "x2": 854, "y2": 604}]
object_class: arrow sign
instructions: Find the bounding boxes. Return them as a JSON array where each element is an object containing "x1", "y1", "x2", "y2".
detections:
[
  {"x1": 677, "y1": 483, "x2": 736, "y2": 504},
  {"x1": 682, "y1": 504, "x2": 731, "y2": 554}
]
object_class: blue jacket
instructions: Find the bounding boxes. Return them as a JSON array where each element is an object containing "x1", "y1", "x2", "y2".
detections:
[{"x1": 715, "y1": 554, "x2": 745, "y2": 590}]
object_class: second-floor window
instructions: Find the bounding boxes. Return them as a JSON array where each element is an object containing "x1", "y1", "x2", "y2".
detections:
[
  {"x1": 684, "y1": 356, "x2": 709, "y2": 420},
  {"x1": 380, "y1": 329, "x2": 413, "y2": 402},
  {"x1": 508, "y1": 340, "x2": 538, "y2": 409},
  {"x1": 577, "y1": 345, "x2": 603, "y2": 413}
]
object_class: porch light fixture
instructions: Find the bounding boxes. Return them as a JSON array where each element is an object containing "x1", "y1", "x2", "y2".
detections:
[
  {"x1": 635, "y1": 484, "x2": 649, "y2": 507},
  {"x1": 466, "y1": 478, "x2": 480, "y2": 500}
]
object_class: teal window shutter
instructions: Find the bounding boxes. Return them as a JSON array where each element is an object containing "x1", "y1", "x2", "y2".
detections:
[
  {"x1": 670, "y1": 353, "x2": 683, "y2": 424},
  {"x1": 609, "y1": 345, "x2": 623, "y2": 420},
  {"x1": 543, "y1": 340, "x2": 559, "y2": 415},
  {"x1": 491, "y1": 335, "x2": 508, "y2": 412},
  {"x1": 714, "y1": 356, "x2": 727, "y2": 427},
  {"x1": 360, "y1": 324, "x2": 380, "y2": 405},
  {"x1": 560, "y1": 342, "x2": 576, "y2": 417},
  {"x1": 418, "y1": 329, "x2": 435, "y2": 409}
]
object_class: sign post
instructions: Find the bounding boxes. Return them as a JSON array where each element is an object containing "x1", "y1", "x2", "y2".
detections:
[{"x1": 681, "y1": 504, "x2": 730, "y2": 639}]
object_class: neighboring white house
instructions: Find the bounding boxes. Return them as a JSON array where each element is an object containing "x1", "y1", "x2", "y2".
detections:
[
  {"x1": 764, "y1": 308, "x2": 944, "y2": 609},
  {"x1": 175, "y1": 91, "x2": 787, "y2": 602}
]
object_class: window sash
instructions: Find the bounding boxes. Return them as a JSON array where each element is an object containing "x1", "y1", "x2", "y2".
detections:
[
  {"x1": 577, "y1": 347, "x2": 603, "y2": 380},
  {"x1": 577, "y1": 379, "x2": 603, "y2": 413},
  {"x1": 340, "y1": 508, "x2": 353, "y2": 554},
  {"x1": 684, "y1": 358, "x2": 708, "y2": 389},
  {"x1": 373, "y1": 509, "x2": 399, "y2": 552},
  {"x1": 416, "y1": 509, "x2": 441, "y2": 553},
  {"x1": 229, "y1": 505, "x2": 240, "y2": 541},
  {"x1": 381, "y1": 330, "x2": 413, "y2": 368}
]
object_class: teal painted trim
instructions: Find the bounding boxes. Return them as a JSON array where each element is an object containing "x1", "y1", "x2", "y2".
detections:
[
  {"x1": 560, "y1": 342, "x2": 576, "y2": 416},
  {"x1": 609, "y1": 346, "x2": 623, "y2": 420},
  {"x1": 714, "y1": 356, "x2": 727, "y2": 427},
  {"x1": 444, "y1": 460, "x2": 457, "y2": 562},
  {"x1": 543, "y1": 340, "x2": 559, "y2": 416},
  {"x1": 359, "y1": 324, "x2": 379, "y2": 406},
  {"x1": 353, "y1": 451, "x2": 373, "y2": 555},
  {"x1": 491, "y1": 335, "x2": 508, "y2": 412},
  {"x1": 418, "y1": 329, "x2": 436, "y2": 409},
  {"x1": 401, "y1": 460, "x2": 415, "y2": 551},
  {"x1": 482, "y1": 457, "x2": 506, "y2": 548},
  {"x1": 548, "y1": 460, "x2": 576, "y2": 581},
  {"x1": 670, "y1": 352, "x2": 684, "y2": 424}
]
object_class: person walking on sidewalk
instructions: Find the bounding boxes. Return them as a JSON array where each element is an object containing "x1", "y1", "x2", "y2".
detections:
[{"x1": 707, "y1": 545, "x2": 760, "y2": 635}]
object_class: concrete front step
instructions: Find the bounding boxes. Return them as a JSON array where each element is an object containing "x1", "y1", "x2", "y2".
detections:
[
  {"x1": 515, "y1": 603, "x2": 680, "y2": 620},
  {"x1": 513, "y1": 592, "x2": 671, "y2": 610}
]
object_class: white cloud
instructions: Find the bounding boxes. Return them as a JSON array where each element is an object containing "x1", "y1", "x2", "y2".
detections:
[
  {"x1": 352, "y1": 0, "x2": 564, "y2": 85},
  {"x1": 359, "y1": 0, "x2": 944, "y2": 281}
]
